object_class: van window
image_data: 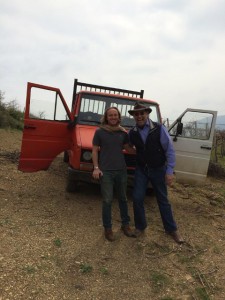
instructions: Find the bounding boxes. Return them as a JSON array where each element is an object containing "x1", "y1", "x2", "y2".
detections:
[
  {"x1": 29, "y1": 87, "x2": 69, "y2": 121},
  {"x1": 77, "y1": 94, "x2": 159, "y2": 127},
  {"x1": 169, "y1": 111, "x2": 213, "y2": 140}
]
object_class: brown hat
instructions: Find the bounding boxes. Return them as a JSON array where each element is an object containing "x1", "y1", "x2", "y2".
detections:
[{"x1": 128, "y1": 103, "x2": 152, "y2": 115}]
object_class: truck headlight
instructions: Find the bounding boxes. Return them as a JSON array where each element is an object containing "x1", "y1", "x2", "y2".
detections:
[{"x1": 82, "y1": 151, "x2": 92, "y2": 162}]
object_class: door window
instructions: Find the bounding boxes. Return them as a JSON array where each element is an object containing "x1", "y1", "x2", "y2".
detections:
[
  {"x1": 29, "y1": 87, "x2": 69, "y2": 121},
  {"x1": 169, "y1": 111, "x2": 213, "y2": 140}
]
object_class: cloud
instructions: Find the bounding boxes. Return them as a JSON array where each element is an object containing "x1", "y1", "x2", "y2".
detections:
[{"x1": 1, "y1": 0, "x2": 225, "y2": 119}]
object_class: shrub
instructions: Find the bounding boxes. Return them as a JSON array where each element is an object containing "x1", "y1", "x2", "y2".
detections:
[{"x1": 0, "y1": 91, "x2": 24, "y2": 130}]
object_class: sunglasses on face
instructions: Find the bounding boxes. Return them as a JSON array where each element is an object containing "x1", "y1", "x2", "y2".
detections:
[{"x1": 134, "y1": 111, "x2": 145, "y2": 117}]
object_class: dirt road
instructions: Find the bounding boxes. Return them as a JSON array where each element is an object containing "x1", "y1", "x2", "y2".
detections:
[{"x1": 0, "y1": 129, "x2": 225, "y2": 300}]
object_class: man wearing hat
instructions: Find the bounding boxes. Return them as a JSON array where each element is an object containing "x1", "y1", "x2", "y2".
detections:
[{"x1": 128, "y1": 103, "x2": 184, "y2": 244}]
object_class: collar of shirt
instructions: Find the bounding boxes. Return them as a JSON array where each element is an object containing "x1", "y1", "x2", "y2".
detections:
[{"x1": 137, "y1": 119, "x2": 150, "y2": 143}]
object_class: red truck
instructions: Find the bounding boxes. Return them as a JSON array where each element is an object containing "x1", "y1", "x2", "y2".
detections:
[{"x1": 18, "y1": 79, "x2": 217, "y2": 191}]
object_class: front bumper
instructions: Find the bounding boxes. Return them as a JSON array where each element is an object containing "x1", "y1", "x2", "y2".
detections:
[{"x1": 68, "y1": 166, "x2": 135, "y2": 186}]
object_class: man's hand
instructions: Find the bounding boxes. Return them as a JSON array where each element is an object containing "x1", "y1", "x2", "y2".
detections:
[
  {"x1": 165, "y1": 174, "x2": 174, "y2": 186},
  {"x1": 92, "y1": 168, "x2": 103, "y2": 180},
  {"x1": 124, "y1": 143, "x2": 136, "y2": 154}
]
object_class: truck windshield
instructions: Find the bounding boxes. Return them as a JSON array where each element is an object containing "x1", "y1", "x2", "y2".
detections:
[{"x1": 77, "y1": 94, "x2": 159, "y2": 127}]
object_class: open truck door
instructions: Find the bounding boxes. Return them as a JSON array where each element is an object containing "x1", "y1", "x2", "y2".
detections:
[
  {"x1": 168, "y1": 109, "x2": 217, "y2": 184},
  {"x1": 18, "y1": 82, "x2": 73, "y2": 172}
]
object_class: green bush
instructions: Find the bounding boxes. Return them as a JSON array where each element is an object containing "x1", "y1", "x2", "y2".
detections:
[{"x1": 0, "y1": 91, "x2": 24, "y2": 130}]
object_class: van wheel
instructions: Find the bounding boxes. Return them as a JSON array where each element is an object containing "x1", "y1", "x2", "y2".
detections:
[
  {"x1": 66, "y1": 178, "x2": 79, "y2": 193},
  {"x1": 66, "y1": 179, "x2": 80, "y2": 193},
  {"x1": 63, "y1": 151, "x2": 69, "y2": 163}
]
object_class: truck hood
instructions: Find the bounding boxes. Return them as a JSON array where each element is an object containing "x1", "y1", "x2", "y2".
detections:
[{"x1": 77, "y1": 125, "x2": 97, "y2": 149}]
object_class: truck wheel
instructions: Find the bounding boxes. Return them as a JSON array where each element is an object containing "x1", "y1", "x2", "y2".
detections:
[
  {"x1": 66, "y1": 179, "x2": 80, "y2": 193},
  {"x1": 63, "y1": 151, "x2": 69, "y2": 163}
]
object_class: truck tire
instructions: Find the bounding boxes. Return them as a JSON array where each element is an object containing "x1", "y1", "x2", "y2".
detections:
[
  {"x1": 63, "y1": 151, "x2": 69, "y2": 163},
  {"x1": 66, "y1": 179, "x2": 80, "y2": 193}
]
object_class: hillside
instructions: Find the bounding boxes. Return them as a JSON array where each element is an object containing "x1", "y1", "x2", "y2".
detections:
[
  {"x1": 0, "y1": 129, "x2": 225, "y2": 300},
  {"x1": 216, "y1": 115, "x2": 225, "y2": 130}
]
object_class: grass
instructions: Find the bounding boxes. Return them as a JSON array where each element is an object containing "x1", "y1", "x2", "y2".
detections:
[
  {"x1": 79, "y1": 263, "x2": 93, "y2": 273},
  {"x1": 0, "y1": 217, "x2": 10, "y2": 226},
  {"x1": 53, "y1": 238, "x2": 62, "y2": 247},
  {"x1": 195, "y1": 287, "x2": 210, "y2": 300},
  {"x1": 100, "y1": 266, "x2": 109, "y2": 275},
  {"x1": 212, "y1": 246, "x2": 221, "y2": 254},
  {"x1": 23, "y1": 265, "x2": 36, "y2": 274},
  {"x1": 219, "y1": 189, "x2": 225, "y2": 197},
  {"x1": 215, "y1": 153, "x2": 225, "y2": 166},
  {"x1": 150, "y1": 270, "x2": 169, "y2": 292},
  {"x1": 177, "y1": 252, "x2": 203, "y2": 264}
]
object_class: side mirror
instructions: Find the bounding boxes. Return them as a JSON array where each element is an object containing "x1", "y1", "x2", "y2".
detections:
[
  {"x1": 173, "y1": 120, "x2": 183, "y2": 141},
  {"x1": 177, "y1": 122, "x2": 183, "y2": 135}
]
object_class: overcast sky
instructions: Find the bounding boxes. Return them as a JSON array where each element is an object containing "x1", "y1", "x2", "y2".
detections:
[{"x1": 1, "y1": 0, "x2": 225, "y2": 120}]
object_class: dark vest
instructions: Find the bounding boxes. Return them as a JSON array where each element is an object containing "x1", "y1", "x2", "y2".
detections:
[{"x1": 129, "y1": 122, "x2": 166, "y2": 168}]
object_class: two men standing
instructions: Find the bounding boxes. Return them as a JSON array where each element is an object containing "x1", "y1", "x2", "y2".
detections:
[{"x1": 92, "y1": 103, "x2": 183, "y2": 244}]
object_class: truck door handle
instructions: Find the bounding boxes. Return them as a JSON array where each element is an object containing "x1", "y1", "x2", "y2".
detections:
[
  {"x1": 24, "y1": 125, "x2": 37, "y2": 129},
  {"x1": 200, "y1": 146, "x2": 211, "y2": 150}
]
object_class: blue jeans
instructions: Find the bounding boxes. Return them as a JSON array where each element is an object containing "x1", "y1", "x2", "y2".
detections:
[
  {"x1": 100, "y1": 169, "x2": 130, "y2": 229},
  {"x1": 133, "y1": 166, "x2": 177, "y2": 232}
]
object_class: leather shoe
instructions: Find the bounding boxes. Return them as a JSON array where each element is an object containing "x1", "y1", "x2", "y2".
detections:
[
  {"x1": 104, "y1": 228, "x2": 115, "y2": 242},
  {"x1": 121, "y1": 225, "x2": 136, "y2": 238},
  {"x1": 166, "y1": 230, "x2": 184, "y2": 244},
  {"x1": 133, "y1": 229, "x2": 145, "y2": 238}
]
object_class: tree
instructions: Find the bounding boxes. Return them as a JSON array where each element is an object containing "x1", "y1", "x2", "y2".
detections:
[
  {"x1": 0, "y1": 90, "x2": 5, "y2": 106},
  {"x1": 0, "y1": 90, "x2": 24, "y2": 130}
]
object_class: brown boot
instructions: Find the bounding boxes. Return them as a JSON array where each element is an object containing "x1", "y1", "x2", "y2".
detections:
[
  {"x1": 133, "y1": 228, "x2": 145, "y2": 238},
  {"x1": 104, "y1": 228, "x2": 115, "y2": 242},
  {"x1": 121, "y1": 225, "x2": 136, "y2": 238},
  {"x1": 166, "y1": 230, "x2": 184, "y2": 244}
]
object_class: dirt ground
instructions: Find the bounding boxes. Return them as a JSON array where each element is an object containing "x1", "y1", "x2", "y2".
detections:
[{"x1": 0, "y1": 129, "x2": 225, "y2": 300}]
